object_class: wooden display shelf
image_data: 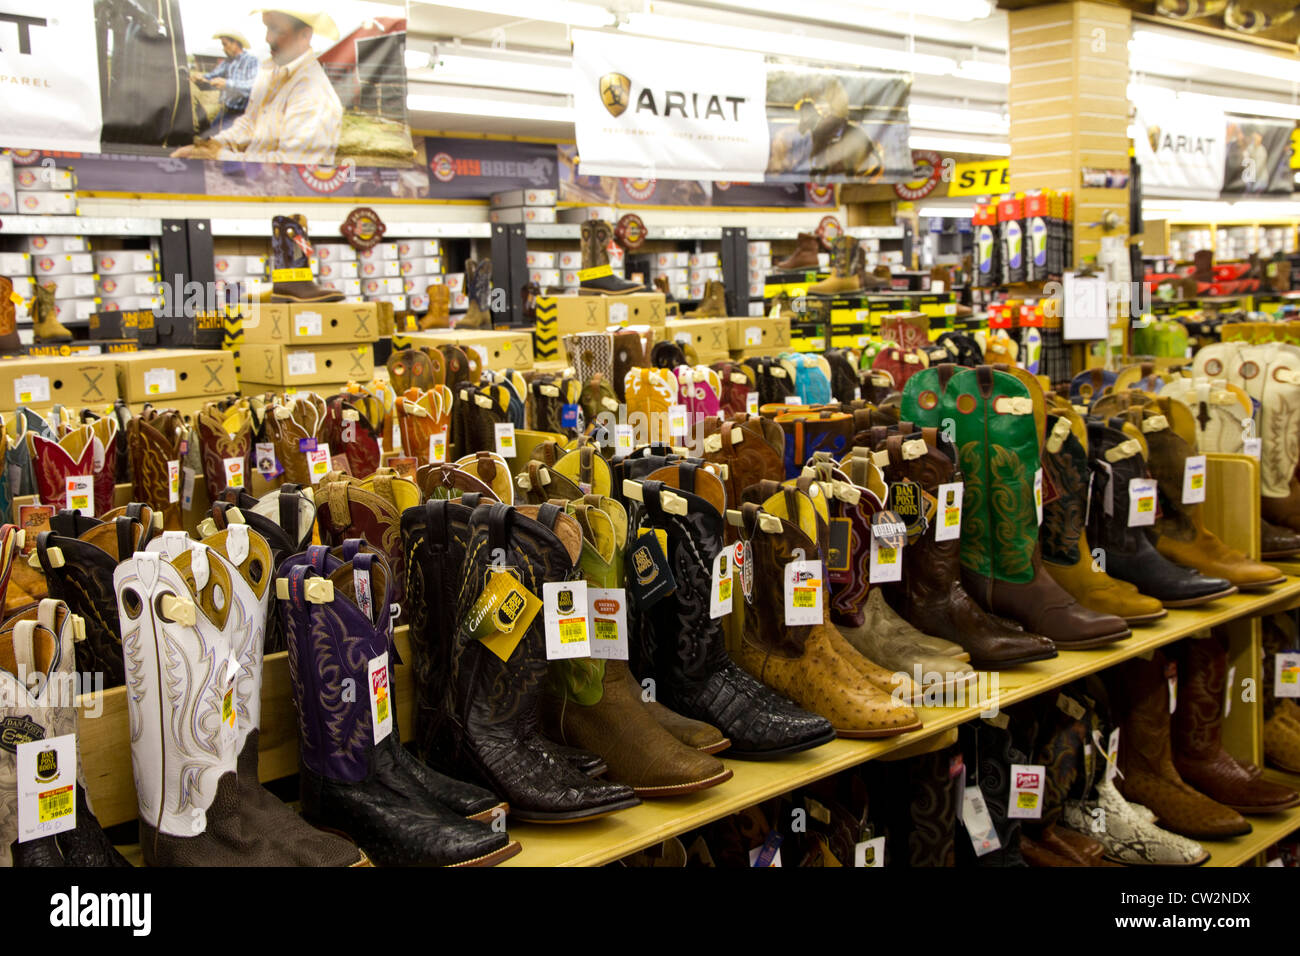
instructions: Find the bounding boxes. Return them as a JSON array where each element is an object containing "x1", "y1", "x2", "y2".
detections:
[{"x1": 1200, "y1": 770, "x2": 1300, "y2": 867}]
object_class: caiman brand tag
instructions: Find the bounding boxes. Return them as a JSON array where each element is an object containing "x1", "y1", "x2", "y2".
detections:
[
  {"x1": 468, "y1": 568, "x2": 543, "y2": 662},
  {"x1": 543, "y1": 580, "x2": 590, "y2": 660},
  {"x1": 627, "y1": 529, "x2": 676, "y2": 608},
  {"x1": 826, "y1": 517, "x2": 852, "y2": 579}
]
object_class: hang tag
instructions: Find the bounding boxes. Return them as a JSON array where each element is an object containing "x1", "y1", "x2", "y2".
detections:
[
  {"x1": 854, "y1": 837, "x2": 886, "y2": 867},
  {"x1": 143, "y1": 367, "x2": 177, "y2": 396},
  {"x1": 220, "y1": 654, "x2": 238, "y2": 743},
  {"x1": 1166, "y1": 660, "x2": 1178, "y2": 713},
  {"x1": 826, "y1": 518, "x2": 852, "y2": 580},
  {"x1": 16, "y1": 734, "x2": 77, "y2": 842},
  {"x1": 709, "y1": 545, "x2": 734, "y2": 619},
  {"x1": 784, "y1": 394, "x2": 800, "y2": 405},
  {"x1": 961, "y1": 787, "x2": 1001, "y2": 857},
  {"x1": 783, "y1": 558, "x2": 823, "y2": 626},
  {"x1": 222, "y1": 456, "x2": 244, "y2": 491},
  {"x1": 467, "y1": 568, "x2": 543, "y2": 662},
  {"x1": 561, "y1": 403, "x2": 582, "y2": 429},
  {"x1": 748, "y1": 832, "x2": 783, "y2": 867},
  {"x1": 391, "y1": 421, "x2": 402, "y2": 451},
  {"x1": 869, "y1": 533, "x2": 903, "y2": 583},
  {"x1": 429, "y1": 430, "x2": 448, "y2": 464},
  {"x1": 307, "y1": 444, "x2": 332, "y2": 483},
  {"x1": 588, "y1": 587, "x2": 629, "y2": 660},
  {"x1": 1244, "y1": 437, "x2": 1262, "y2": 459},
  {"x1": 342, "y1": 420, "x2": 356, "y2": 444},
  {"x1": 1182, "y1": 454, "x2": 1206, "y2": 504},
  {"x1": 614, "y1": 423, "x2": 635, "y2": 457},
  {"x1": 1104, "y1": 727, "x2": 1121, "y2": 783},
  {"x1": 181, "y1": 467, "x2": 196, "y2": 510},
  {"x1": 160, "y1": 459, "x2": 179, "y2": 503},
  {"x1": 628, "y1": 530, "x2": 676, "y2": 608},
  {"x1": 367, "y1": 653, "x2": 393, "y2": 744},
  {"x1": 668, "y1": 404, "x2": 688, "y2": 437},
  {"x1": 935, "y1": 481, "x2": 963, "y2": 541},
  {"x1": 255, "y1": 442, "x2": 280, "y2": 478},
  {"x1": 64, "y1": 475, "x2": 93, "y2": 516},
  {"x1": 355, "y1": 566, "x2": 374, "y2": 624},
  {"x1": 1276, "y1": 652, "x2": 1300, "y2": 698},
  {"x1": 1128, "y1": 478, "x2": 1157, "y2": 527},
  {"x1": 746, "y1": 392, "x2": 759, "y2": 415},
  {"x1": 1034, "y1": 468, "x2": 1043, "y2": 525},
  {"x1": 1225, "y1": 665, "x2": 1236, "y2": 717},
  {"x1": 736, "y1": 539, "x2": 753, "y2": 605},
  {"x1": 494, "y1": 422, "x2": 517, "y2": 458},
  {"x1": 543, "y1": 580, "x2": 590, "y2": 660},
  {"x1": 1008, "y1": 764, "x2": 1046, "y2": 819}
]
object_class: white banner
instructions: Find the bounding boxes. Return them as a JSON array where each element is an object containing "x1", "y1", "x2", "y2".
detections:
[
  {"x1": 0, "y1": 0, "x2": 103, "y2": 152},
  {"x1": 1133, "y1": 97, "x2": 1225, "y2": 199},
  {"x1": 572, "y1": 30, "x2": 770, "y2": 181}
]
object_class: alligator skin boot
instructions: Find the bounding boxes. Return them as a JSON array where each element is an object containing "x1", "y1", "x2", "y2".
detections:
[
  {"x1": 732, "y1": 499, "x2": 922, "y2": 738},
  {"x1": 196, "y1": 399, "x2": 254, "y2": 500},
  {"x1": 315, "y1": 470, "x2": 421, "y2": 607},
  {"x1": 1173, "y1": 632, "x2": 1300, "y2": 814},
  {"x1": 540, "y1": 497, "x2": 733, "y2": 797},
  {"x1": 128, "y1": 408, "x2": 186, "y2": 531},
  {"x1": 270, "y1": 215, "x2": 344, "y2": 303},
  {"x1": 0, "y1": 277, "x2": 21, "y2": 354},
  {"x1": 1114, "y1": 651, "x2": 1251, "y2": 839},
  {"x1": 775, "y1": 232, "x2": 824, "y2": 271},
  {"x1": 579, "y1": 220, "x2": 642, "y2": 295},
  {"x1": 280, "y1": 559, "x2": 521, "y2": 865},
  {"x1": 630, "y1": 473, "x2": 835, "y2": 758},
  {"x1": 1085, "y1": 418, "x2": 1237, "y2": 607},
  {"x1": 1122, "y1": 400, "x2": 1283, "y2": 590},
  {"x1": 0, "y1": 601, "x2": 129, "y2": 867},
  {"x1": 808, "y1": 236, "x2": 865, "y2": 296},
  {"x1": 1040, "y1": 407, "x2": 1166, "y2": 624},
  {"x1": 440, "y1": 502, "x2": 640, "y2": 821},
  {"x1": 457, "y1": 258, "x2": 492, "y2": 330},
  {"x1": 907, "y1": 364, "x2": 1131, "y2": 649}
]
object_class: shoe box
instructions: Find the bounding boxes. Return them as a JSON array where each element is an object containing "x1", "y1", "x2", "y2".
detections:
[
  {"x1": 241, "y1": 302, "x2": 381, "y2": 345},
  {"x1": 16, "y1": 192, "x2": 78, "y2": 215},
  {"x1": 0, "y1": 354, "x2": 121, "y2": 412},
  {"x1": 88, "y1": 307, "x2": 156, "y2": 341},
  {"x1": 395, "y1": 329, "x2": 534, "y2": 373},
  {"x1": 93, "y1": 250, "x2": 155, "y2": 275},
  {"x1": 664, "y1": 318, "x2": 730, "y2": 363},
  {"x1": 238, "y1": 342, "x2": 375, "y2": 387},
  {"x1": 726, "y1": 316, "x2": 792, "y2": 353},
  {"x1": 114, "y1": 349, "x2": 237, "y2": 403},
  {"x1": 0, "y1": 155, "x2": 12, "y2": 214},
  {"x1": 553, "y1": 293, "x2": 668, "y2": 335}
]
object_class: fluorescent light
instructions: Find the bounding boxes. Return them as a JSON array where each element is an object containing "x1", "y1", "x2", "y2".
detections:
[
  {"x1": 406, "y1": 94, "x2": 575, "y2": 123},
  {"x1": 424, "y1": 53, "x2": 573, "y2": 94},
  {"x1": 917, "y1": 205, "x2": 974, "y2": 218},
  {"x1": 404, "y1": 50, "x2": 432, "y2": 71},
  {"x1": 909, "y1": 133, "x2": 1010, "y2": 156},
  {"x1": 910, "y1": 103, "x2": 1008, "y2": 135},
  {"x1": 1130, "y1": 28, "x2": 1300, "y2": 83},
  {"x1": 620, "y1": 13, "x2": 958, "y2": 75},
  {"x1": 672, "y1": 0, "x2": 991, "y2": 24},
  {"x1": 410, "y1": 0, "x2": 615, "y2": 28},
  {"x1": 953, "y1": 59, "x2": 1009, "y2": 84}
]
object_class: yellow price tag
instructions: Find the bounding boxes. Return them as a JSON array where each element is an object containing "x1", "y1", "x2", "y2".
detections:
[
  {"x1": 1138, "y1": 497, "x2": 1153, "y2": 513},
  {"x1": 718, "y1": 577, "x2": 731, "y2": 602},
  {"x1": 70, "y1": 494, "x2": 88, "y2": 510},
  {"x1": 793, "y1": 587, "x2": 816, "y2": 608},
  {"x1": 1283, "y1": 668, "x2": 1298, "y2": 684},
  {"x1": 39, "y1": 785, "x2": 73, "y2": 823},
  {"x1": 594, "y1": 618, "x2": 618, "y2": 642},
  {"x1": 1016, "y1": 793, "x2": 1037, "y2": 809},
  {"x1": 222, "y1": 688, "x2": 235, "y2": 728},
  {"x1": 1191, "y1": 474, "x2": 1204, "y2": 490},
  {"x1": 558, "y1": 617, "x2": 587, "y2": 644},
  {"x1": 878, "y1": 545, "x2": 897, "y2": 563}
]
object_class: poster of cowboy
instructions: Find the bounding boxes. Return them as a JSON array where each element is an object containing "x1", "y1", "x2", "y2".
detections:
[
  {"x1": 572, "y1": 29, "x2": 912, "y2": 185},
  {"x1": 0, "y1": 0, "x2": 412, "y2": 169}
]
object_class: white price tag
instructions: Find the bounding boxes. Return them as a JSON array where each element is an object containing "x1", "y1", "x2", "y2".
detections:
[
  {"x1": 307, "y1": 444, "x2": 332, "y2": 483},
  {"x1": 295, "y1": 310, "x2": 323, "y2": 337},
  {"x1": 1008, "y1": 763, "x2": 1046, "y2": 819},
  {"x1": 222, "y1": 456, "x2": 244, "y2": 490},
  {"x1": 181, "y1": 467, "x2": 196, "y2": 510},
  {"x1": 494, "y1": 422, "x2": 517, "y2": 458},
  {"x1": 168, "y1": 460, "x2": 180, "y2": 503},
  {"x1": 1128, "y1": 478, "x2": 1157, "y2": 527},
  {"x1": 961, "y1": 787, "x2": 1001, "y2": 857},
  {"x1": 1034, "y1": 468, "x2": 1043, "y2": 525},
  {"x1": 783, "y1": 559, "x2": 823, "y2": 626},
  {"x1": 287, "y1": 351, "x2": 317, "y2": 377},
  {"x1": 1225, "y1": 666, "x2": 1236, "y2": 718},
  {"x1": 746, "y1": 393, "x2": 759, "y2": 415},
  {"x1": 1276, "y1": 652, "x2": 1300, "y2": 698},
  {"x1": 13, "y1": 374, "x2": 50, "y2": 405},
  {"x1": 784, "y1": 394, "x2": 801, "y2": 405},
  {"x1": 367, "y1": 653, "x2": 393, "y2": 744},
  {"x1": 1104, "y1": 728, "x2": 1120, "y2": 784},
  {"x1": 1244, "y1": 437, "x2": 1262, "y2": 459},
  {"x1": 709, "y1": 545, "x2": 735, "y2": 620},
  {"x1": 64, "y1": 475, "x2": 93, "y2": 516},
  {"x1": 614, "y1": 423, "x2": 634, "y2": 457},
  {"x1": 868, "y1": 534, "x2": 902, "y2": 583},
  {"x1": 143, "y1": 367, "x2": 177, "y2": 396},
  {"x1": 16, "y1": 734, "x2": 77, "y2": 842},
  {"x1": 744, "y1": 326, "x2": 762, "y2": 346},
  {"x1": 543, "y1": 580, "x2": 590, "y2": 659},
  {"x1": 668, "y1": 404, "x2": 688, "y2": 437},
  {"x1": 1182, "y1": 454, "x2": 1206, "y2": 504},
  {"x1": 587, "y1": 587, "x2": 628, "y2": 660},
  {"x1": 429, "y1": 430, "x2": 448, "y2": 463},
  {"x1": 854, "y1": 837, "x2": 886, "y2": 867},
  {"x1": 935, "y1": 481, "x2": 963, "y2": 541}
]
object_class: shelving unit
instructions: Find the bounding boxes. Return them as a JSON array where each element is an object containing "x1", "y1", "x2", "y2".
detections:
[{"x1": 0, "y1": 215, "x2": 162, "y2": 236}]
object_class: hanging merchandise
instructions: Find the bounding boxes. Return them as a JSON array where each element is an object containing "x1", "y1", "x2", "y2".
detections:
[{"x1": 973, "y1": 200, "x2": 1001, "y2": 289}]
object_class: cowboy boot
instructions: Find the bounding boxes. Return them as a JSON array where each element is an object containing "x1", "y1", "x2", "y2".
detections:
[
  {"x1": 529, "y1": 373, "x2": 583, "y2": 436},
  {"x1": 28, "y1": 426, "x2": 104, "y2": 517},
  {"x1": 653, "y1": 276, "x2": 680, "y2": 315},
  {"x1": 957, "y1": 718, "x2": 1027, "y2": 867},
  {"x1": 1114, "y1": 651, "x2": 1251, "y2": 839},
  {"x1": 315, "y1": 470, "x2": 420, "y2": 606},
  {"x1": 436, "y1": 503, "x2": 640, "y2": 821},
  {"x1": 128, "y1": 408, "x2": 186, "y2": 531},
  {"x1": 773, "y1": 409, "x2": 854, "y2": 478},
  {"x1": 387, "y1": 348, "x2": 444, "y2": 394},
  {"x1": 457, "y1": 259, "x2": 492, "y2": 329},
  {"x1": 31, "y1": 282, "x2": 72, "y2": 342},
  {"x1": 280, "y1": 559, "x2": 521, "y2": 865},
  {"x1": 579, "y1": 220, "x2": 641, "y2": 295},
  {"x1": 197, "y1": 399, "x2": 254, "y2": 499},
  {"x1": 1086, "y1": 417, "x2": 1237, "y2": 606},
  {"x1": 322, "y1": 394, "x2": 382, "y2": 479},
  {"x1": 0, "y1": 277, "x2": 21, "y2": 354},
  {"x1": 271, "y1": 215, "x2": 344, "y2": 303},
  {"x1": 397, "y1": 386, "x2": 453, "y2": 468},
  {"x1": 698, "y1": 417, "x2": 785, "y2": 510},
  {"x1": 684, "y1": 280, "x2": 727, "y2": 318},
  {"x1": 775, "y1": 232, "x2": 824, "y2": 271},
  {"x1": 630, "y1": 475, "x2": 835, "y2": 758},
  {"x1": 420, "y1": 284, "x2": 451, "y2": 330},
  {"x1": 1173, "y1": 632, "x2": 1300, "y2": 814},
  {"x1": 0, "y1": 600, "x2": 128, "y2": 867},
  {"x1": 808, "y1": 236, "x2": 864, "y2": 296},
  {"x1": 1041, "y1": 408, "x2": 1167, "y2": 623},
  {"x1": 540, "y1": 497, "x2": 733, "y2": 796}
]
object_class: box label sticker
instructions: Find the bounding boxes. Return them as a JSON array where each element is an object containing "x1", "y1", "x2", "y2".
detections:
[
  {"x1": 143, "y1": 367, "x2": 177, "y2": 396},
  {"x1": 287, "y1": 351, "x2": 318, "y2": 377}
]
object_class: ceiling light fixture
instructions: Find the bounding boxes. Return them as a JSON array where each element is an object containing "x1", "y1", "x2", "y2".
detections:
[
  {"x1": 908, "y1": 133, "x2": 1010, "y2": 156},
  {"x1": 406, "y1": 94, "x2": 576, "y2": 123},
  {"x1": 410, "y1": 0, "x2": 615, "y2": 28},
  {"x1": 1130, "y1": 28, "x2": 1300, "y2": 83}
]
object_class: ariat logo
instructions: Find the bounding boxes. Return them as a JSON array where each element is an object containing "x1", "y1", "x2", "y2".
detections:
[
  {"x1": 0, "y1": 715, "x2": 44, "y2": 752},
  {"x1": 556, "y1": 588, "x2": 575, "y2": 614},
  {"x1": 599, "y1": 71, "x2": 747, "y2": 122},
  {"x1": 35, "y1": 747, "x2": 58, "y2": 781},
  {"x1": 632, "y1": 546, "x2": 658, "y2": 585},
  {"x1": 600, "y1": 72, "x2": 631, "y2": 117},
  {"x1": 0, "y1": 13, "x2": 47, "y2": 55},
  {"x1": 496, "y1": 589, "x2": 525, "y2": 631}
]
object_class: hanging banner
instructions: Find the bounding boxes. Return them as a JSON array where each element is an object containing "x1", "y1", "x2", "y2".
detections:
[
  {"x1": 1133, "y1": 99, "x2": 1225, "y2": 199},
  {"x1": 2, "y1": 1, "x2": 412, "y2": 167},
  {"x1": 1222, "y1": 115, "x2": 1294, "y2": 195},
  {"x1": 0, "y1": 0, "x2": 104, "y2": 152},
  {"x1": 572, "y1": 30, "x2": 771, "y2": 181}
]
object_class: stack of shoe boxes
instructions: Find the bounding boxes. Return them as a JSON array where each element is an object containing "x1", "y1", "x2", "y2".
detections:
[
  {"x1": 30, "y1": 238, "x2": 99, "y2": 329},
  {"x1": 113, "y1": 349, "x2": 236, "y2": 419},
  {"x1": 650, "y1": 250, "x2": 690, "y2": 300},
  {"x1": 747, "y1": 241, "x2": 774, "y2": 316},
  {"x1": 554, "y1": 248, "x2": 583, "y2": 293},
  {"x1": 444, "y1": 270, "x2": 467, "y2": 317},
  {"x1": 398, "y1": 239, "x2": 444, "y2": 315},
  {"x1": 489, "y1": 188, "x2": 557, "y2": 224},
  {"x1": 0, "y1": 251, "x2": 32, "y2": 333},
  {"x1": 0, "y1": 155, "x2": 14, "y2": 214},
  {"x1": 95, "y1": 250, "x2": 159, "y2": 314},
  {"x1": 0, "y1": 354, "x2": 121, "y2": 419},
  {"x1": 213, "y1": 252, "x2": 269, "y2": 303},
  {"x1": 358, "y1": 242, "x2": 404, "y2": 313},
  {"x1": 238, "y1": 300, "x2": 379, "y2": 395},
  {"x1": 13, "y1": 164, "x2": 78, "y2": 216},
  {"x1": 688, "y1": 250, "x2": 723, "y2": 302},
  {"x1": 526, "y1": 249, "x2": 561, "y2": 293},
  {"x1": 314, "y1": 243, "x2": 362, "y2": 302}
]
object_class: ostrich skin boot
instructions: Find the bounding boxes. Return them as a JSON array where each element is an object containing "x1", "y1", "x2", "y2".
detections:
[
  {"x1": 270, "y1": 215, "x2": 343, "y2": 303},
  {"x1": 280, "y1": 559, "x2": 520, "y2": 865},
  {"x1": 1115, "y1": 651, "x2": 1251, "y2": 840},
  {"x1": 579, "y1": 220, "x2": 641, "y2": 295},
  {"x1": 1173, "y1": 632, "x2": 1300, "y2": 814},
  {"x1": 630, "y1": 472, "x2": 835, "y2": 758},
  {"x1": 1040, "y1": 408, "x2": 1166, "y2": 624}
]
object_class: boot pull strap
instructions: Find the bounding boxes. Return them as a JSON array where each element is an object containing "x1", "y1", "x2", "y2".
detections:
[
  {"x1": 279, "y1": 489, "x2": 301, "y2": 542},
  {"x1": 579, "y1": 446, "x2": 594, "y2": 485},
  {"x1": 921, "y1": 426, "x2": 939, "y2": 446},
  {"x1": 740, "y1": 501, "x2": 763, "y2": 539},
  {"x1": 640, "y1": 479, "x2": 664, "y2": 518},
  {"x1": 424, "y1": 499, "x2": 448, "y2": 552},
  {"x1": 488, "y1": 502, "x2": 512, "y2": 554},
  {"x1": 322, "y1": 479, "x2": 351, "y2": 533},
  {"x1": 936, "y1": 363, "x2": 958, "y2": 391},
  {"x1": 677, "y1": 461, "x2": 697, "y2": 493},
  {"x1": 461, "y1": 492, "x2": 484, "y2": 510},
  {"x1": 284, "y1": 564, "x2": 321, "y2": 613},
  {"x1": 307, "y1": 545, "x2": 331, "y2": 572},
  {"x1": 353, "y1": 552, "x2": 374, "y2": 577},
  {"x1": 115, "y1": 516, "x2": 136, "y2": 561},
  {"x1": 341, "y1": 538, "x2": 364, "y2": 561},
  {"x1": 976, "y1": 365, "x2": 995, "y2": 398},
  {"x1": 897, "y1": 421, "x2": 915, "y2": 435},
  {"x1": 885, "y1": 434, "x2": 905, "y2": 467},
  {"x1": 569, "y1": 501, "x2": 595, "y2": 543},
  {"x1": 868, "y1": 425, "x2": 890, "y2": 447},
  {"x1": 1090, "y1": 368, "x2": 1107, "y2": 392},
  {"x1": 536, "y1": 501, "x2": 562, "y2": 531},
  {"x1": 372, "y1": 473, "x2": 395, "y2": 505},
  {"x1": 125, "y1": 502, "x2": 145, "y2": 523}
]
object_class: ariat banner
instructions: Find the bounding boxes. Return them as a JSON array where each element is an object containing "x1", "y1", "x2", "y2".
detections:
[
  {"x1": 1133, "y1": 99, "x2": 1226, "y2": 199},
  {"x1": 572, "y1": 29, "x2": 773, "y2": 182}
]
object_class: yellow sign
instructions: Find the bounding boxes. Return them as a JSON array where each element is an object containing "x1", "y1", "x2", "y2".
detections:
[
  {"x1": 947, "y1": 160, "x2": 1010, "y2": 197},
  {"x1": 1291, "y1": 127, "x2": 1300, "y2": 170}
]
